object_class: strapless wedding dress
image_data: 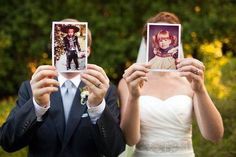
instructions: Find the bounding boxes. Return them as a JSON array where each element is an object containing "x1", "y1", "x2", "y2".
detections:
[{"x1": 133, "y1": 95, "x2": 195, "y2": 157}]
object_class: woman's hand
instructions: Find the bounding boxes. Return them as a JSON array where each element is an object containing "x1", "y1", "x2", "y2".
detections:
[
  {"x1": 176, "y1": 58, "x2": 205, "y2": 92},
  {"x1": 122, "y1": 63, "x2": 150, "y2": 98}
]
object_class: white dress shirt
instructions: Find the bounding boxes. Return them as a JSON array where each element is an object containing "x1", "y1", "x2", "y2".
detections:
[{"x1": 33, "y1": 73, "x2": 105, "y2": 124}]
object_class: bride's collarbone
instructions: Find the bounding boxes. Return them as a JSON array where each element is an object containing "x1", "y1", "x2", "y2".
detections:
[
  {"x1": 141, "y1": 79, "x2": 193, "y2": 99},
  {"x1": 144, "y1": 79, "x2": 181, "y2": 89}
]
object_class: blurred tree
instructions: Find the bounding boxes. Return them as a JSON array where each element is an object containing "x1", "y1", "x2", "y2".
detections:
[
  {"x1": 0, "y1": 0, "x2": 236, "y2": 156},
  {"x1": 1, "y1": 0, "x2": 236, "y2": 97}
]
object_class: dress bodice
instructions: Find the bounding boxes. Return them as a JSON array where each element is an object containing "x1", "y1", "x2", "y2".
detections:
[{"x1": 133, "y1": 95, "x2": 195, "y2": 157}]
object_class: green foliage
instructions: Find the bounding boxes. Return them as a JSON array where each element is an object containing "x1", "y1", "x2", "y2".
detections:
[
  {"x1": 192, "y1": 59, "x2": 236, "y2": 157},
  {"x1": 1, "y1": 0, "x2": 236, "y2": 97},
  {"x1": 0, "y1": 0, "x2": 236, "y2": 157}
]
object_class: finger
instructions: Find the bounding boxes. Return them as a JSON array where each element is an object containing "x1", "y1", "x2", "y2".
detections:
[
  {"x1": 199, "y1": 61, "x2": 205, "y2": 71},
  {"x1": 31, "y1": 70, "x2": 58, "y2": 83},
  {"x1": 175, "y1": 58, "x2": 181, "y2": 64},
  {"x1": 82, "y1": 69, "x2": 109, "y2": 85},
  {"x1": 140, "y1": 76, "x2": 148, "y2": 82},
  {"x1": 138, "y1": 76, "x2": 148, "y2": 88},
  {"x1": 178, "y1": 58, "x2": 205, "y2": 71},
  {"x1": 32, "y1": 65, "x2": 56, "y2": 79},
  {"x1": 81, "y1": 77, "x2": 100, "y2": 93},
  {"x1": 178, "y1": 65, "x2": 203, "y2": 76},
  {"x1": 33, "y1": 87, "x2": 59, "y2": 96},
  {"x1": 31, "y1": 78, "x2": 59, "y2": 89},
  {"x1": 179, "y1": 71, "x2": 202, "y2": 82},
  {"x1": 193, "y1": 59, "x2": 205, "y2": 71},
  {"x1": 124, "y1": 63, "x2": 150, "y2": 75},
  {"x1": 177, "y1": 58, "x2": 205, "y2": 71},
  {"x1": 123, "y1": 63, "x2": 150, "y2": 79},
  {"x1": 125, "y1": 71, "x2": 147, "y2": 83},
  {"x1": 81, "y1": 73, "x2": 109, "y2": 89},
  {"x1": 86, "y1": 64, "x2": 109, "y2": 81},
  {"x1": 129, "y1": 77, "x2": 146, "y2": 89}
]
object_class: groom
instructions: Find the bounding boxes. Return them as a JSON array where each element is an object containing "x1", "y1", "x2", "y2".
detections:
[{"x1": 0, "y1": 19, "x2": 125, "y2": 157}]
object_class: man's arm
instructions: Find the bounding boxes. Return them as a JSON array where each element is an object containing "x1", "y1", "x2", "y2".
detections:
[
  {"x1": 92, "y1": 83, "x2": 125, "y2": 157},
  {"x1": 0, "y1": 65, "x2": 59, "y2": 152},
  {"x1": 80, "y1": 64, "x2": 125, "y2": 157},
  {"x1": 0, "y1": 81, "x2": 41, "y2": 152}
]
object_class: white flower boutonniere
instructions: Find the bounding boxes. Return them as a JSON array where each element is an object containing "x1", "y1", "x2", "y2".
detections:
[{"x1": 80, "y1": 86, "x2": 89, "y2": 105}]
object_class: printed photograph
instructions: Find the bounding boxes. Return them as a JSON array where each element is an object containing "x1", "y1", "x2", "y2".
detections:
[
  {"x1": 147, "y1": 23, "x2": 181, "y2": 71},
  {"x1": 52, "y1": 22, "x2": 88, "y2": 72}
]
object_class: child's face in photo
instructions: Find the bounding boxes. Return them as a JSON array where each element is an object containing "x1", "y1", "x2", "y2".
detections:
[
  {"x1": 159, "y1": 38, "x2": 171, "y2": 49},
  {"x1": 68, "y1": 28, "x2": 75, "y2": 37}
]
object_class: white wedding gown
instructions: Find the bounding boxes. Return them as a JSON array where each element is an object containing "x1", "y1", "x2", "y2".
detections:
[{"x1": 133, "y1": 95, "x2": 195, "y2": 157}]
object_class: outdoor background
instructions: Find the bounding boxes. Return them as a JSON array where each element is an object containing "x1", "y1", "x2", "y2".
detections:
[{"x1": 0, "y1": 0, "x2": 236, "y2": 156}]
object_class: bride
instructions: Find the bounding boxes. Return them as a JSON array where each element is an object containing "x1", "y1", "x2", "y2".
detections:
[{"x1": 118, "y1": 12, "x2": 224, "y2": 157}]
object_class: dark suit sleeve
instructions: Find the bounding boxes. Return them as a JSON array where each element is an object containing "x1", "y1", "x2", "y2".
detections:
[
  {"x1": 92, "y1": 83, "x2": 125, "y2": 157},
  {"x1": 0, "y1": 81, "x2": 44, "y2": 152}
]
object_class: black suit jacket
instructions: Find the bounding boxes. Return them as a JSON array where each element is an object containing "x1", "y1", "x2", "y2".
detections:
[
  {"x1": 0, "y1": 80, "x2": 125, "y2": 157},
  {"x1": 63, "y1": 36, "x2": 81, "y2": 53}
]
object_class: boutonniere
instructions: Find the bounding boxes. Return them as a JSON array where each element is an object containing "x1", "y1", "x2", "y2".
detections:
[{"x1": 80, "y1": 86, "x2": 89, "y2": 105}]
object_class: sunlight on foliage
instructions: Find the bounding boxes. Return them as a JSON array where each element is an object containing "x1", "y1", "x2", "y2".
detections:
[
  {"x1": 199, "y1": 40, "x2": 229, "y2": 99},
  {"x1": 194, "y1": 6, "x2": 201, "y2": 13},
  {"x1": 184, "y1": 43, "x2": 192, "y2": 54},
  {"x1": 27, "y1": 52, "x2": 51, "y2": 74},
  {"x1": 39, "y1": 52, "x2": 51, "y2": 65},
  {"x1": 200, "y1": 40, "x2": 223, "y2": 58},
  {"x1": 0, "y1": 32, "x2": 12, "y2": 49},
  {"x1": 205, "y1": 57, "x2": 230, "y2": 99},
  {"x1": 191, "y1": 32, "x2": 197, "y2": 39},
  {"x1": 28, "y1": 62, "x2": 37, "y2": 74}
]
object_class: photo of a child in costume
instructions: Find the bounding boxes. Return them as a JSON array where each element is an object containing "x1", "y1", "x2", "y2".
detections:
[
  {"x1": 52, "y1": 22, "x2": 87, "y2": 72},
  {"x1": 147, "y1": 23, "x2": 180, "y2": 71}
]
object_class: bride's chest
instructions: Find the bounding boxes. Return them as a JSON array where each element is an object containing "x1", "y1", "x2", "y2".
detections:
[
  {"x1": 139, "y1": 95, "x2": 193, "y2": 124},
  {"x1": 141, "y1": 78, "x2": 193, "y2": 100}
]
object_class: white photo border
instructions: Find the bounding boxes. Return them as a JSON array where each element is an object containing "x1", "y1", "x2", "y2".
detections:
[
  {"x1": 146, "y1": 23, "x2": 181, "y2": 72},
  {"x1": 52, "y1": 21, "x2": 88, "y2": 72}
]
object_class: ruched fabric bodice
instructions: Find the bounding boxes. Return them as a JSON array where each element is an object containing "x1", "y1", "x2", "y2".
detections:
[{"x1": 133, "y1": 95, "x2": 195, "y2": 157}]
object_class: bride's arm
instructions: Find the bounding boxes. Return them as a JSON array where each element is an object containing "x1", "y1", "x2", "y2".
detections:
[
  {"x1": 118, "y1": 63, "x2": 149, "y2": 146},
  {"x1": 193, "y1": 86, "x2": 224, "y2": 143},
  {"x1": 177, "y1": 58, "x2": 224, "y2": 143},
  {"x1": 118, "y1": 79, "x2": 140, "y2": 146}
]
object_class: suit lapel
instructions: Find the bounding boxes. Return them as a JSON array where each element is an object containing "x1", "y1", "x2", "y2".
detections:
[
  {"x1": 49, "y1": 87, "x2": 66, "y2": 143},
  {"x1": 63, "y1": 81, "x2": 87, "y2": 145}
]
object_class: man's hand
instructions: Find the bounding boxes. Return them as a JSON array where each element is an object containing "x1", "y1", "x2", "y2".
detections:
[
  {"x1": 30, "y1": 65, "x2": 59, "y2": 107},
  {"x1": 80, "y1": 64, "x2": 109, "y2": 107}
]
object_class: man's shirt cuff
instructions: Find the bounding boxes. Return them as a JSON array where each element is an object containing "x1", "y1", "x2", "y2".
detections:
[
  {"x1": 33, "y1": 98, "x2": 50, "y2": 121},
  {"x1": 87, "y1": 99, "x2": 105, "y2": 124}
]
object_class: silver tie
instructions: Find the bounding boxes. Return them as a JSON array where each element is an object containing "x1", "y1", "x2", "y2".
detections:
[{"x1": 62, "y1": 80, "x2": 76, "y2": 123}]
